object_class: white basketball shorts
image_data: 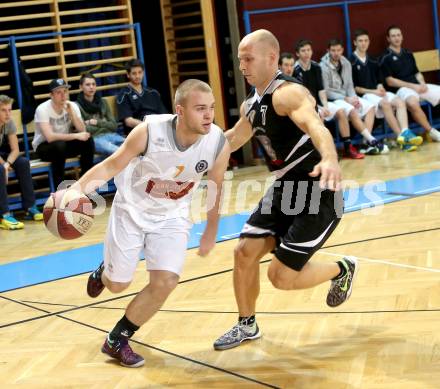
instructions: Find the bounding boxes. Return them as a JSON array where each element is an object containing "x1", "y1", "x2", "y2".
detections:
[{"x1": 103, "y1": 204, "x2": 192, "y2": 282}]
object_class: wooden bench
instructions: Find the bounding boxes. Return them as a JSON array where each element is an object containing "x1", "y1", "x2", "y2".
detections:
[{"x1": 413, "y1": 49, "x2": 440, "y2": 126}]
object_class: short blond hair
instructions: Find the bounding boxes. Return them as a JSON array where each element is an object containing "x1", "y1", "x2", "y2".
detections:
[
  {"x1": 0, "y1": 94, "x2": 13, "y2": 106},
  {"x1": 175, "y1": 79, "x2": 212, "y2": 106}
]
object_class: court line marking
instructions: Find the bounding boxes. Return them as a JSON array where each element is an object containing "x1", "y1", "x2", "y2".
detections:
[
  {"x1": 2, "y1": 227, "x2": 440, "y2": 328},
  {"x1": 0, "y1": 295, "x2": 279, "y2": 389},
  {"x1": 320, "y1": 251, "x2": 440, "y2": 273},
  {"x1": 2, "y1": 225, "x2": 440, "y2": 294},
  {"x1": 18, "y1": 300, "x2": 440, "y2": 316},
  {"x1": 2, "y1": 169, "x2": 440, "y2": 293}
]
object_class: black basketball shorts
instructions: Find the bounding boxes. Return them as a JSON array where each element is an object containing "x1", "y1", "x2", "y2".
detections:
[{"x1": 240, "y1": 179, "x2": 344, "y2": 271}]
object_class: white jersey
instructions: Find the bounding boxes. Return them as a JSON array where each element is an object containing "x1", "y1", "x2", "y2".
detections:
[{"x1": 113, "y1": 114, "x2": 225, "y2": 226}]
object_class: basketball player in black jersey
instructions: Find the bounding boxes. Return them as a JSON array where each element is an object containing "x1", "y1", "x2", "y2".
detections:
[{"x1": 214, "y1": 29, "x2": 358, "y2": 350}]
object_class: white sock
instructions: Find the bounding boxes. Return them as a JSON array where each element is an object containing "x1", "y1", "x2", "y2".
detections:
[{"x1": 361, "y1": 129, "x2": 375, "y2": 143}]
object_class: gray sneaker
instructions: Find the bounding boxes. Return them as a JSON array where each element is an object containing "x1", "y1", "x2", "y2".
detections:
[
  {"x1": 326, "y1": 256, "x2": 358, "y2": 307},
  {"x1": 213, "y1": 321, "x2": 262, "y2": 350}
]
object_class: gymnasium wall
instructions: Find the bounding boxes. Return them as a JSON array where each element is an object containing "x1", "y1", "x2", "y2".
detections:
[{"x1": 240, "y1": 0, "x2": 438, "y2": 59}]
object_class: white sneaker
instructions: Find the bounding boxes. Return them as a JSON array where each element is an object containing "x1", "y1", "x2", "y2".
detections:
[
  {"x1": 429, "y1": 128, "x2": 440, "y2": 142},
  {"x1": 380, "y1": 144, "x2": 390, "y2": 154}
]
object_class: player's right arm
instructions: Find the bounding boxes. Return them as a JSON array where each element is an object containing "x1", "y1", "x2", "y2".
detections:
[
  {"x1": 71, "y1": 122, "x2": 148, "y2": 194},
  {"x1": 224, "y1": 102, "x2": 253, "y2": 151}
]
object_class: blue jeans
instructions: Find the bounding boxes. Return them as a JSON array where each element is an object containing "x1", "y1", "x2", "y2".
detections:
[{"x1": 94, "y1": 133, "x2": 125, "y2": 156}]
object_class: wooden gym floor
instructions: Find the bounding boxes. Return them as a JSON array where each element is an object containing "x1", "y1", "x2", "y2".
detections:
[{"x1": 1, "y1": 142, "x2": 440, "y2": 388}]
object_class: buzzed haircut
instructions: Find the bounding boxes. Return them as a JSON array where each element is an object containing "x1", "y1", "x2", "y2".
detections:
[
  {"x1": 79, "y1": 72, "x2": 96, "y2": 85},
  {"x1": 386, "y1": 25, "x2": 401, "y2": 36},
  {"x1": 295, "y1": 39, "x2": 313, "y2": 53},
  {"x1": 279, "y1": 52, "x2": 294, "y2": 66},
  {"x1": 126, "y1": 58, "x2": 145, "y2": 73},
  {"x1": 328, "y1": 38, "x2": 344, "y2": 48},
  {"x1": 175, "y1": 79, "x2": 212, "y2": 106},
  {"x1": 0, "y1": 95, "x2": 13, "y2": 106},
  {"x1": 353, "y1": 28, "x2": 369, "y2": 40}
]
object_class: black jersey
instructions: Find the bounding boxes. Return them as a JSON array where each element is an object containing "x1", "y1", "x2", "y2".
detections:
[
  {"x1": 117, "y1": 85, "x2": 168, "y2": 132},
  {"x1": 245, "y1": 71, "x2": 320, "y2": 180},
  {"x1": 380, "y1": 48, "x2": 419, "y2": 92},
  {"x1": 350, "y1": 53, "x2": 382, "y2": 90},
  {"x1": 293, "y1": 61, "x2": 324, "y2": 105}
]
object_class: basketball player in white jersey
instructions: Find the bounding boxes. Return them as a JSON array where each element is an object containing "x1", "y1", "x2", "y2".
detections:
[{"x1": 69, "y1": 79, "x2": 230, "y2": 367}]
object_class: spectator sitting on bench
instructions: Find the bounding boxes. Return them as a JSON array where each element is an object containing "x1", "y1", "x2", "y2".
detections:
[
  {"x1": 320, "y1": 39, "x2": 388, "y2": 155},
  {"x1": 292, "y1": 40, "x2": 364, "y2": 159},
  {"x1": 76, "y1": 73, "x2": 124, "y2": 156},
  {"x1": 33, "y1": 78, "x2": 94, "y2": 189},
  {"x1": 380, "y1": 25, "x2": 440, "y2": 142},
  {"x1": 0, "y1": 95, "x2": 43, "y2": 230},
  {"x1": 351, "y1": 28, "x2": 423, "y2": 152},
  {"x1": 278, "y1": 51, "x2": 295, "y2": 77},
  {"x1": 117, "y1": 59, "x2": 167, "y2": 135}
]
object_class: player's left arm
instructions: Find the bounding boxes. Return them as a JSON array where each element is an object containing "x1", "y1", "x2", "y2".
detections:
[
  {"x1": 197, "y1": 138, "x2": 231, "y2": 257},
  {"x1": 273, "y1": 83, "x2": 341, "y2": 191}
]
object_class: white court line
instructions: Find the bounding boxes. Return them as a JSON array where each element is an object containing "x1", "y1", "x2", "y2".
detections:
[{"x1": 320, "y1": 250, "x2": 440, "y2": 274}]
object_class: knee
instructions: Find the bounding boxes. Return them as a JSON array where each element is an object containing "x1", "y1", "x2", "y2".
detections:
[
  {"x1": 234, "y1": 242, "x2": 259, "y2": 268},
  {"x1": 381, "y1": 100, "x2": 391, "y2": 109},
  {"x1": 13, "y1": 157, "x2": 30, "y2": 171},
  {"x1": 406, "y1": 98, "x2": 419, "y2": 110},
  {"x1": 150, "y1": 274, "x2": 179, "y2": 298},
  {"x1": 395, "y1": 98, "x2": 405, "y2": 109},
  {"x1": 348, "y1": 110, "x2": 358, "y2": 119},
  {"x1": 267, "y1": 266, "x2": 297, "y2": 290},
  {"x1": 106, "y1": 280, "x2": 130, "y2": 293},
  {"x1": 335, "y1": 109, "x2": 344, "y2": 119}
]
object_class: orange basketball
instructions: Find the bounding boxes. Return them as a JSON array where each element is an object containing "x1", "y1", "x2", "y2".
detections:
[{"x1": 43, "y1": 190, "x2": 94, "y2": 240}]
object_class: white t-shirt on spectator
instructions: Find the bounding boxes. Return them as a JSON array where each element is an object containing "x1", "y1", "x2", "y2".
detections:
[{"x1": 32, "y1": 99, "x2": 82, "y2": 151}]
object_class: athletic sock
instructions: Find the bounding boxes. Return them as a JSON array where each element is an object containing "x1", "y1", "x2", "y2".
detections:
[
  {"x1": 361, "y1": 129, "x2": 375, "y2": 143},
  {"x1": 342, "y1": 137, "x2": 351, "y2": 153},
  {"x1": 238, "y1": 315, "x2": 255, "y2": 326},
  {"x1": 108, "y1": 315, "x2": 140, "y2": 344},
  {"x1": 332, "y1": 261, "x2": 347, "y2": 280}
]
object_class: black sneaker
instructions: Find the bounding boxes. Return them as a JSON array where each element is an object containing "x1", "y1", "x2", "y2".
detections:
[
  {"x1": 326, "y1": 256, "x2": 358, "y2": 307},
  {"x1": 87, "y1": 262, "x2": 105, "y2": 298}
]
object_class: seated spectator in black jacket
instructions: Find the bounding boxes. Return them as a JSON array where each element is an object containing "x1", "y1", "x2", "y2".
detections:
[
  {"x1": 0, "y1": 95, "x2": 43, "y2": 230},
  {"x1": 33, "y1": 79, "x2": 94, "y2": 189},
  {"x1": 76, "y1": 73, "x2": 124, "y2": 156},
  {"x1": 117, "y1": 59, "x2": 167, "y2": 134},
  {"x1": 380, "y1": 25, "x2": 440, "y2": 142}
]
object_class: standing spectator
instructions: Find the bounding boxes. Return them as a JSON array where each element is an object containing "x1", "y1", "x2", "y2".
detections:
[
  {"x1": 0, "y1": 95, "x2": 42, "y2": 230},
  {"x1": 380, "y1": 25, "x2": 440, "y2": 142},
  {"x1": 33, "y1": 79, "x2": 94, "y2": 189},
  {"x1": 320, "y1": 39, "x2": 388, "y2": 155},
  {"x1": 76, "y1": 73, "x2": 124, "y2": 156},
  {"x1": 293, "y1": 40, "x2": 364, "y2": 159},
  {"x1": 117, "y1": 59, "x2": 167, "y2": 135},
  {"x1": 278, "y1": 52, "x2": 295, "y2": 77},
  {"x1": 351, "y1": 28, "x2": 422, "y2": 151}
]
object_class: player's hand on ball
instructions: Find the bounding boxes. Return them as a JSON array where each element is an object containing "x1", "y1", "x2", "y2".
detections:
[{"x1": 43, "y1": 189, "x2": 94, "y2": 239}]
